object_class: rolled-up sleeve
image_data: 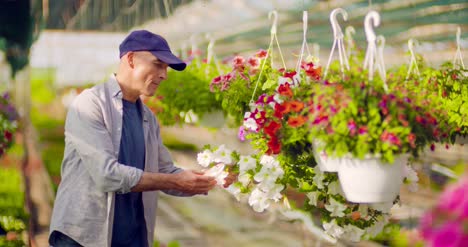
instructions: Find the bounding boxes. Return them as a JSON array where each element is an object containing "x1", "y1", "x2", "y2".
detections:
[{"x1": 66, "y1": 90, "x2": 142, "y2": 193}]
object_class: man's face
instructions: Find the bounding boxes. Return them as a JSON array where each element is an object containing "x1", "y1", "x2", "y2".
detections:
[{"x1": 130, "y1": 51, "x2": 169, "y2": 96}]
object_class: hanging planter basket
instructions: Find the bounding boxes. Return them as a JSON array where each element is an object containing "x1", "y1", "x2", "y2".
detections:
[
  {"x1": 337, "y1": 154, "x2": 408, "y2": 203},
  {"x1": 312, "y1": 141, "x2": 342, "y2": 172}
]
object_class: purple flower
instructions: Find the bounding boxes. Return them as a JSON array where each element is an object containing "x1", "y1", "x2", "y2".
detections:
[
  {"x1": 378, "y1": 99, "x2": 387, "y2": 108},
  {"x1": 237, "y1": 126, "x2": 246, "y2": 142},
  {"x1": 404, "y1": 97, "x2": 412, "y2": 103}
]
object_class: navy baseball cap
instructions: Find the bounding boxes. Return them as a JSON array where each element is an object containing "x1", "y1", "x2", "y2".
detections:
[{"x1": 119, "y1": 30, "x2": 186, "y2": 71}]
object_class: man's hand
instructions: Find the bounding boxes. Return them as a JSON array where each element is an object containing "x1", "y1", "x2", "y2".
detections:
[{"x1": 173, "y1": 170, "x2": 217, "y2": 195}]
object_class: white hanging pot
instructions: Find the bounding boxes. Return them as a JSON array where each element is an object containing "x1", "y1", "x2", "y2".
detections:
[
  {"x1": 337, "y1": 154, "x2": 408, "y2": 203},
  {"x1": 312, "y1": 141, "x2": 341, "y2": 172}
]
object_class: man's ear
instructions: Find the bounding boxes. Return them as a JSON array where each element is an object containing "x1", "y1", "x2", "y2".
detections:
[{"x1": 127, "y1": 52, "x2": 135, "y2": 68}]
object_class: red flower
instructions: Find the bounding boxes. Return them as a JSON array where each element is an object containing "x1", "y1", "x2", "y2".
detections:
[
  {"x1": 287, "y1": 116, "x2": 307, "y2": 128},
  {"x1": 256, "y1": 49, "x2": 268, "y2": 58},
  {"x1": 283, "y1": 70, "x2": 297, "y2": 79},
  {"x1": 358, "y1": 126, "x2": 368, "y2": 135},
  {"x1": 267, "y1": 137, "x2": 281, "y2": 154},
  {"x1": 274, "y1": 102, "x2": 291, "y2": 119},
  {"x1": 264, "y1": 121, "x2": 282, "y2": 137},
  {"x1": 301, "y1": 61, "x2": 321, "y2": 80},
  {"x1": 253, "y1": 110, "x2": 267, "y2": 126},
  {"x1": 248, "y1": 57, "x2": 260, "y2": 68},
  {"x1": 232, "y1": 56, "x2": 245, "y2": 70},
  {"x1": 289, "y1": 101, "x2": 304, "y2": 113},
  {"x1": 4, "y1": 131, "x2": 12, "y2": 142},
  {"x1": 278, "y1": 83, "x2": 293, "y2": 97}
]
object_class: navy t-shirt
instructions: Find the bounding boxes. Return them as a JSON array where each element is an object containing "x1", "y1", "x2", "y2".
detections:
[{"x1": 111, "y1": 99, "x2": 147, "y2": 247}]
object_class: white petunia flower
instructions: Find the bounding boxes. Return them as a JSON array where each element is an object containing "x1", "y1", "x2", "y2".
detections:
[
  {"x1": 325, "y1": 198, "x2": 347, "y2": 217},
  {"x1": 212, "y1": 145, "x2": 233, "y2": 164},
  {"x1": 244, "y1": 112, "x2": 252, "y2": 119},
  {"x1": 323, "y1": 219, "x2": 344, "y2": 239},
  {"x1": 404, "y1": 165, "x2": 419, "y2": 192},
  {"x1": 265, "y1": 183, "x2": 284, "y2": 202},
  {"x1": 306, "y1": 191, "x2": 319, "y2": 206},
  {"x1": 204, "y1": 164, "x2": 228, "y2": 185},
  {"x1": 238, "y1": 172, "x2": 252, "y2": 187},
  {"x1": 273, "y1": 94, "x2": 283, "y2": 104},
  {"x1": 248, "y1": 187, "x2": 270, "y2": 212},
  {"x1": 342, "y1": 224, "x2": 366, "y2": 242},
  {"x1": 313, "y1": 170, "x2": 326, "y2": 189},
  {"x1": 197, "y1": 149, "x2": 213, "y2": 167},
  {"x1": 253, "y1": 167, "x2": 277, "y2": 186},
  {"x1": 259, "y1": 155, "x2": 278, "y2": 167},
  {"x1": 226, "y1": 184, "x2": 242, "y2": 201},
  {"x1": 327, "y1": 181, "x2": 343, "y2": 195},
  {"x1": 243, "y1": 118, "x2": 258, "y2": 131},
  {"x1": 238, "y1": 155, "x2": 257, "y2": 173}
]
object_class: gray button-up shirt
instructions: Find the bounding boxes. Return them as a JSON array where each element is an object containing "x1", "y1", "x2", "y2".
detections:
[{"x1": 49, "y1": 76, "x2": 186, "y2": 247}]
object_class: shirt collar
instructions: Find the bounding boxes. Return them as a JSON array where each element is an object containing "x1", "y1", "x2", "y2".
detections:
[
  {"x1": 109, "y1": 74, "x2": 123, "y2": 98},
  {"x1": 110, "y1": 74, "x2": 149, "y2": 122}
]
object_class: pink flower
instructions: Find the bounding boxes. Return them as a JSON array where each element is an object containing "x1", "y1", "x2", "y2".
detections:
[
  {"x1": 237, "y1": 126, "x2": 246, "y2": 142},
  {"x1": 358, "y1": 126, "x2": 368, "y2": 135},
  {"x1": 256, "y1": 49, "x2": 268, "y2": 58},
  {"x1": 232, "y1": 56, "x2": 245, "y2": 70},
  {"x1": 431, "y1": 221, "x2": 463, "y2": 247},
  {"x1": 247, "y1": 57, "x2": 260, "y2": 69},
  {"x1": 438, "y1": 180, "x2": 468, "y2": 217},
  {"x1": 347, "y1": 120, "x2": 357, "y2": 135}
]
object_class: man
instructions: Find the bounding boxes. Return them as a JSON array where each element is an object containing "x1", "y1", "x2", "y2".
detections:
[{"x1": 49, "y1": 30, "x2": 232, "y2": 247}]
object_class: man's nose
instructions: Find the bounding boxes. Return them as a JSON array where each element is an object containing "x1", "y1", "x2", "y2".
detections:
[{"x1": 159, "y1": 69, "x2": 167, "y2": 80}]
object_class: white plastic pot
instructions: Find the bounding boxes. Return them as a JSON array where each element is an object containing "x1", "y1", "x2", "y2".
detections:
[
  {"x1": 312, "y1": 141, "x2": 342, "y2": 172},
  {"x1": 337, "y1": 155, "x2": 408, "y2": 203}
]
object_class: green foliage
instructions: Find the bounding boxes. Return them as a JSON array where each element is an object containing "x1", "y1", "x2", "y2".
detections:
[
  {"x1": 0, "y1": 168, "x2": 27, "y2": 247},
  {"x1": 0, "y1": 169, "x2": 27, "y2": 221},
  {"x1": 30, "y1": 68, "x2": 56, "y2": 104},
  {"x1": 210, "y1": 50, "x2": 280, "y2": 125},
  {"x1": 160, "y1": 131, "x2": 198, "y2": 151},
  {"x1": 147, "y1": 59, "x2": 228, "y2": 126}
]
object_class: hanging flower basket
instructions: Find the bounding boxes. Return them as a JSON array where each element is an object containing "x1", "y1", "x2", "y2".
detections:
[
  {"x1": 312, "y1": 140, "x2": 342, "y2": 172},
  {"x1": 337, "y1": 154, "x2": 408, "y2": 203}
]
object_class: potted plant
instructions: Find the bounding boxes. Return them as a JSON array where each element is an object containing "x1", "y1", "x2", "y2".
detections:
[
  {"x1": 209, "y1": 49, "x2": 280, "y2": 126},
  {"x1": 197, "y1": 57, "x2": 419, "y2": 242},
  {"x1": 306, "y1": 62, "x2": 449, "y2": 203},
  {"x1": 144, "y1": 57, "x2": 229, "y2": 126},
  {"x1": 0, "y1": 92, "x2": 18, "y2": 158}
]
